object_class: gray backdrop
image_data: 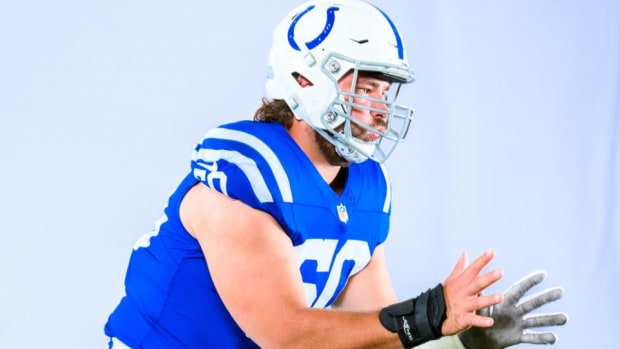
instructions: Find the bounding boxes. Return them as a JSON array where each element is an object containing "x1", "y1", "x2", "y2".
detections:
[{"x1": 1, "y1": 1, "x2": 618, "y2": 348}]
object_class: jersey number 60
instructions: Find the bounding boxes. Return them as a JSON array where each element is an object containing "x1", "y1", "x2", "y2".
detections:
[{"x1": 295, "y1": 239, "x2": 371, "y2": 308}]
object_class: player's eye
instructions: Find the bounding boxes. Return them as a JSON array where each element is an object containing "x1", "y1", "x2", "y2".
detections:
[{"x1": 355, "y1": 87, "x2": 372, "y2": 96}]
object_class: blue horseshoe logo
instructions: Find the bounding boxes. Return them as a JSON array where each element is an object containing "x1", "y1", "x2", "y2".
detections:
[{"x1": 288, "y1": 5, "x2": 340, "y2": 51}]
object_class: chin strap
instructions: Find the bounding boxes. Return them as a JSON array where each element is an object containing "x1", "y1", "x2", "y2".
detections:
[
  {"x1": 334, "y1": 136, "x2": 376, "y2": 163},
  {"x1": 335, "y1": 142, "x2": 368, "y2": 163}
]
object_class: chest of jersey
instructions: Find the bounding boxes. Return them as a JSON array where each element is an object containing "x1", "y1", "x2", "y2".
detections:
[
  {"x1": 194, "y1": 121, "x2": 392, "y2": 308},
  {"x1": 273, "y1": 169, "x2": 389, "y2": 308}
]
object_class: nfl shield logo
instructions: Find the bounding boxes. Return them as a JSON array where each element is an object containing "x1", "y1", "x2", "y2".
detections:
[{"x1": 336, "y1": 203, "x2": 348, "y2": 223}]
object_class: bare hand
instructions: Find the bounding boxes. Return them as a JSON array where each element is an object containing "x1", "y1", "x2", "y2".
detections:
[{"x1": 441, "y1": 249, "x2": 504, "y2": 335}]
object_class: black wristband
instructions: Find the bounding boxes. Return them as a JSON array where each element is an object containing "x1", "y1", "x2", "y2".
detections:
[{"x1": 379, "y1": 283, "x2": 447, "y2": 348}]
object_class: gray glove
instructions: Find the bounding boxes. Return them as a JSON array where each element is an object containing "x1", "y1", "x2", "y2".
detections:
[{"x1": 458, "y1": 270, "x2": 568, "y2": 349}]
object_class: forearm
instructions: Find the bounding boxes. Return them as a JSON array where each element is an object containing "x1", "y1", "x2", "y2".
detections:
[
  {"x1": 269, "y1": 308, "x2": 467, "y2": 349},
  {"x1": 262, "y1": 307, "x2": 401, "y2": 349},
  {"x1": 262, "y1": 285, "x2": 449, "y2": 349}
]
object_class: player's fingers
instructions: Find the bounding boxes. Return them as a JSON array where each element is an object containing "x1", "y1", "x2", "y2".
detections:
[
  {"x1": 523, "y1": 312, "x2": 569, "y2": 328},
  {"x1": 456, "y1": 249, "x2": 498, "y2": 293},
  {"x1": 463, "y1": 249, "x2": 495, "y2": 278},
  {"x1": 444, "y1": 251, "x2": 468, "y2": 284},
  {"x1": 520, "y1": 332, "x2": 558, "y2": 345},
  {"x1": 462, "y1": 311, "x2": 496, "y2": 328},
  {"x1": 476, "y1": 303, "x2": 491, "y2": 317},
  {"x1": 475, "y1": 292, "x2": 504, "y2": 312},
  {"x1": 516, "y1": 287, "x2": 564, "y2": 315},
  {"x1": 465, "y1": 269, "x2": 503, "y2": 297},
  {"x1": 504, "y1": 270, "x2": 546, "y2": 306}
]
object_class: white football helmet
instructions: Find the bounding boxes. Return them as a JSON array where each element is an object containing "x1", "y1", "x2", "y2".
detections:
[{"x1": 265, "y1": 0, "x2": 415, "y2": 163}]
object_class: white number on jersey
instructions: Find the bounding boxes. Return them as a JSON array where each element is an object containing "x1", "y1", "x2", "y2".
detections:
[{"x1": 295, "y1": 239, "x2": 371, "y2": 308}]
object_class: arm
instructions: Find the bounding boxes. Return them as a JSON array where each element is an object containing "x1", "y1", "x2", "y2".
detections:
[
  {"x1": 330, "y1": 245, "x2": 487, "y2": 349},
  {"x1": 332, "y1": 246, "x2": 465, "y2": 349},
  {"x1": 180, "y1": 184, "x2": 503, "y2": 348},
  {"x1": 331, "y1": 244, "x2": 398, "y2": 312},
  {"x1": 181, "y1": 183, "x2": 399, "y2": 348}
]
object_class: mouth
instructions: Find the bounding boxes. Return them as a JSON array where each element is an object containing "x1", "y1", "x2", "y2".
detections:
[
  {"x1": 336, "y1": 121, "x2": 385, "y2": 143},
  {"x1": 353, "y1": 132, "x2": 379, "y2": 145},
  {"x1": 365, "y1": 132, "x2": 380, "y2": 142},
  {"x1": 363, "y1": 123, "x2": 386, "y2": 142}
]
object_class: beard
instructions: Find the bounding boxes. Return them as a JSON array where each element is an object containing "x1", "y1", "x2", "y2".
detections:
[
  {"x1": 314, "y1": 118, "x2": 384, "y2": 167},
  {"x1": 315, "y1": 130, "x2": 351, "y2": 167}
]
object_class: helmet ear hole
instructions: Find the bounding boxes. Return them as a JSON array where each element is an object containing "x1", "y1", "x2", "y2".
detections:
[{"x1": 293, "y1": 72, "x2": 314, "y2": 87}]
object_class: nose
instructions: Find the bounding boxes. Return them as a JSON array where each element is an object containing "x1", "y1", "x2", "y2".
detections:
[{"x1": 370, "y1": 97, "x2": 389, "y2": 120}]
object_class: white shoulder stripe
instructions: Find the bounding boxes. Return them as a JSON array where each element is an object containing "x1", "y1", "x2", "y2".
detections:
[
  {"x1": 379, "y1": 164, "x2": 392, "y2": 213},
  {"x1": 193, "y1": 148, "x2": 273, "y2": 203},
  {"x1": 200, "y1": 127, "x2": 293, "y2": 203}
]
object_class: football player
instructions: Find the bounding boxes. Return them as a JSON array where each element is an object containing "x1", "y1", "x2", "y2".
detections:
[{"x1": 105, "y1": 1, "x2": 567, "y2": 348}]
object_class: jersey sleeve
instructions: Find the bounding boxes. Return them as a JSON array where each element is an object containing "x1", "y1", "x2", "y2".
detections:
[{"x1": 189, "y1": 124, "x2": 292, "y2": 211}]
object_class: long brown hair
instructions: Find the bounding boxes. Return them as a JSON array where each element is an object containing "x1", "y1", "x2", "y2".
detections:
[
  {"x1": 253, "y1": 98, "x2": 295, "y2": 129},
  {"x1": 254, "y1": 97, "x2": 349, "y2": 167}
]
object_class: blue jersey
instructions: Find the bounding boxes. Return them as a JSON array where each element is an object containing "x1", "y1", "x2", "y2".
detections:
[{"x1": 104, "y1": 120, "x2": 393, "y2": 348}]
